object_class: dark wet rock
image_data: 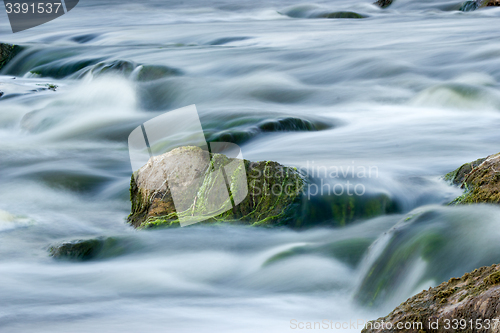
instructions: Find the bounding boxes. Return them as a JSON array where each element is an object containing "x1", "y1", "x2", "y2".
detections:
[
  {"x1": 129, "y1": 146, "x2": 305, "y2": 229},
  {"x1": 319, "y1": 11, "x2": 367, "y2": 19},
  {"x1": 362, "y1": 264, "x2": 500, "y2": 333},
  {"x1": 374, "y1": 0, "x2": 394, "y2": 9},
  {"x1": 0, "y1": 43, "x2": 22, "y2": 71},
  {"x1": 49, "y1": 237, "x2": 132, "y2": 261},
  {"x1": 205, "y1": 116, "x2": 333, "y2": 146},
  {"x1": 297, "y1": 190, "x2": 397, "y2": 228},
  {"x1": 279, "y1": 5, "x2": 366, "y2": 19},
  {"x1": 446, "y1": 152, "x2": 500, "y2": 204},
  {"x1": 460, "y1": 0, "x2": 500, "y2": 11}
]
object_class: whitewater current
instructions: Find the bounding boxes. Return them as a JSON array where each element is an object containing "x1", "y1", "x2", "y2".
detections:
[{"x1": 1, "y1": 0, "x2": 500, "y2": 332}]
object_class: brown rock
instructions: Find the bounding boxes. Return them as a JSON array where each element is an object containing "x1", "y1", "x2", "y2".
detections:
[
  {"x1": 447, "y1": 153, "x2": 500, "y2": 205},
  {"x1": 362, "y1": 264, "x2": 500, "y2": 333}
]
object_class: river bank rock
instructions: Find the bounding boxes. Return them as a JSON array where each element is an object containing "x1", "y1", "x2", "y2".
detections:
[
  {"x1": 0, "y1": 43, "x2": 22, "y2": 71},
  {"x1": 128, "y1": 146, "x2": 306, "y2": 228},
  {"x1": 361, "y1": 264, "x2": 500, "y2": 333},
  {"x1": 446, "y1": 152, "x2": 500, "y2": 204}
]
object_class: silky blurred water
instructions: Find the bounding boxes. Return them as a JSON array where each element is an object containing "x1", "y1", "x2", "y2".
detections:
[{"x1": 1, "y1": 0, "x2": 500, "y2": 332}]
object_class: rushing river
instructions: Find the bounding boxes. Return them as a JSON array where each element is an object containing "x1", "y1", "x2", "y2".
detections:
[{"x1": 1, "y1": 0, "x2": 500, "y2": 332}]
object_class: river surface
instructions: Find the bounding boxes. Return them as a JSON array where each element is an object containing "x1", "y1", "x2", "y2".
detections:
[{"x1": 1, "y1": 0, "x2": 500, "y2": 332}]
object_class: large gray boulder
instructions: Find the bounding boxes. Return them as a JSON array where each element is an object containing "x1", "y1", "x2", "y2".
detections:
[{"x1": 128, "y1": 146, "x2": 305, "y2": 228}]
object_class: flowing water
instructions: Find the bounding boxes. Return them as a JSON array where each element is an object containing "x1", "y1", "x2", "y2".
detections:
[{"x1": 1, "y1": 0, "x2": 500, "y2": 332}]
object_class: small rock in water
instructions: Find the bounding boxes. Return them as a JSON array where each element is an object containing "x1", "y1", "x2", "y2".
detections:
[
  {"x1": 373, "y1": 0, "x2": 393, "y2": 9},
  {"x1": 49, "y1": 237, "x2": 129, "y2": 261},
  {"x1": 319, "y1": 12, "x2": 366, "y2": 19}
]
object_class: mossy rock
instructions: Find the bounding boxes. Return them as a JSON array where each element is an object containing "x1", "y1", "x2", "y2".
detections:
[
  {"x1": 446, "y1": 152, "x2": 500, "y2": 205},
  {"x1": 49, "y1": 237, "x2": 131, "y2": 261},
  {"x1": 128, "y1": 146, "x2": 306, "y2": 229},
  {"x1": 362, "y1": 264, "x2": 500, "y2": 332},
  {"x1": 129, "y1": 146, "x2": 398, "y2": 229},
  {"x1": 444, "y1": 157, "x2": 486, "y2": 185},
  {"x1": 0, "y1": 43, "x2": 22, "y2": 71}
]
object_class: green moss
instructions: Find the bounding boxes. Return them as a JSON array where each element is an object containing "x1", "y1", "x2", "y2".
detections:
[
  {"x1": 130, "y1": 148, "x2": 305, "y2": 229},
  {"x1": 485, "y1": 271, "x2": 500, "y2": 285},
  {"x1": 446, "y1": 155, "x2": 500, "y2": 205}
]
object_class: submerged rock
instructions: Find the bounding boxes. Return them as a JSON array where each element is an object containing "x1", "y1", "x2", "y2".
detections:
[
  {"x1": 446, "y1": 152, "x2": 500, "y2": 204},
  {"x1": 204, "y1": 116, "x2": 333, "y2": 146},
  {"x1": 318, "y1": 12, "x2": 367, "y2": 19},
  {"x1": 0, "y1": 43, "x2": 22, "y2": 71},
  {"x1": 129, "y1": 146, "x2": 305, "y2": 229},
  {"x1": 263, "y1": 238, "x2": 373, "y2": 268},
  {"x1": 49, "y1": 237, "x2": 131, "y2": 261},
  {"x1": 362, "y1": 264, "x2": 500, "y2": 333}
]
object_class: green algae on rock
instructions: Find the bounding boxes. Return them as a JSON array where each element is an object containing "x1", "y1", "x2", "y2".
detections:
[
  {"x1": 0, "y1": 43, "x2": 22, "y2": 71},
  {"x1": 446, "y1": 152, "x2": 500, "y2": 205},
  {"x1": 362, "y1": 264, "x2": 500, "y2": 333},
  {"x1": 128, "y1": 146, "x2": 306, "y2": 229}
]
